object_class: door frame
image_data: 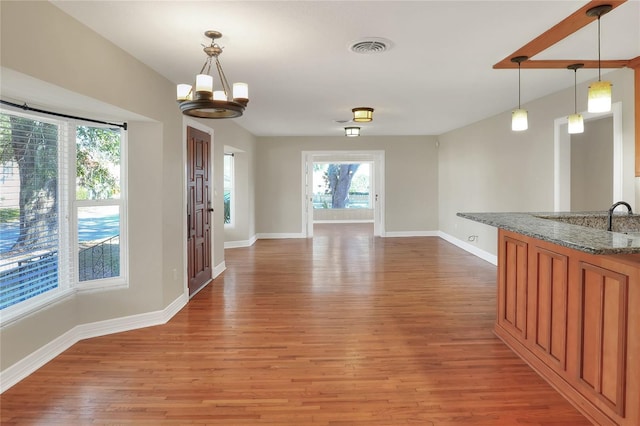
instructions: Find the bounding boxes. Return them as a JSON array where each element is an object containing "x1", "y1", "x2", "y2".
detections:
[
  {"x1": 302, "y1": 150, "x2": 385, "y2": 238},
  {"x1": 553, "y1": 101, "x2": 625, "y2": 211},
  {"x1": 182, "y1": 118, "x2": 215, "y2": 297}
]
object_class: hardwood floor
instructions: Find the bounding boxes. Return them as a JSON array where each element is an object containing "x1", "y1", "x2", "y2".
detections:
[{"x1": 1, "y1": 224, "x2": 590, "y2": 425}]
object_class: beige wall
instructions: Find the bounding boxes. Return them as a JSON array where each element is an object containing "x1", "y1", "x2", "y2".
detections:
[
  {"x1": 571, "y1": 117, "x2": 614, "y2": 211},
  {"x1": 255, "y1": 136, "x2": 439, "y2": 235},
  {"x1": 438, "y1": 68, "x2": 636, "y2": 256}
]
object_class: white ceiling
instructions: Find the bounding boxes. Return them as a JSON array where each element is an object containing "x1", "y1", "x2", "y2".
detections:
[{"x1": 50, "y1": 0, "x2": 640, "y2": 137}]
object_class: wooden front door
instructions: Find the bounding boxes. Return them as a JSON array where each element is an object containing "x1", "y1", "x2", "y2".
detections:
[{"x1": 187, "y1": 126, "x2": 212, "y2": 296}]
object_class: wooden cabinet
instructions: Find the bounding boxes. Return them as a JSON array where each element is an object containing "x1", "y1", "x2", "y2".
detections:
[{"x1": 496, "y1": 229, "x2": 640, "y2": 426}]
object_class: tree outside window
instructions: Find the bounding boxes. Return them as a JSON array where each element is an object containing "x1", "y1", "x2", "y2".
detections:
[{"x1": 312, "y1": 162, "x2": 371, "y2": 209}]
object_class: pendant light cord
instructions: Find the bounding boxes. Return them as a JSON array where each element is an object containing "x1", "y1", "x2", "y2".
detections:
[
  {"x1": 597, "y1": 15, "x2": 602, "y2": 81},
  {"x1": 574, "y1": 68, "x2": 578, "y2": 113},
  {"x1": 518, "y1": 62, "x2": 522, "y2": 108}
]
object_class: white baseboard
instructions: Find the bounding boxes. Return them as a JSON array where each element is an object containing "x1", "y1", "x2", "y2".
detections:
[
  {"x1": 224, "y1": 235, "x2": 257, "y2": 249},
  {"x1": 213, "y1": 261, "x2": 226, "y2": 279},
  {"x1": 384, "y1": 230, "x2": 440, "y2": 238},
  {"x1": 256, "y1": 232, "x2": 305, "y2": 239},
  {"x1": 438, "y1": 231, "x2": 497, "y2": 265},
  {"x1": 313, "y1": 220, "x2": 374, "y2": 224},
  {"x1": 0, "y1": 293, "x2": 188, "y2": 394}
]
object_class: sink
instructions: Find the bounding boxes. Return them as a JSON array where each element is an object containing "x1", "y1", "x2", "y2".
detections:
[{"x1": 534, "y1": 213, "x2": 640, "y2": 234}]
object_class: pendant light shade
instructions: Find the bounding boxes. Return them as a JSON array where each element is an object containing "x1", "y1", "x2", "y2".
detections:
[
  {"x1": 345, "y1": 126, "x2": 360, "y2": 137},
  {"x1": 567, "y1": 63, "x2": 584, "y2": 134},
  {"x1": 512, "y1": 109, "x2": 528, "y2": 131},
  {"x1": 588, "y1": 80, "x2": 612, "y2": 113},
  {"x1": 511, "y1": 56, "x2": 528, "y2": 131},
  {"x1": 568, "y1": 114, "x2": 585, "y2": 134},
  {"x1": 586, "y1": 5, "x2": 612, "y2": 113}
]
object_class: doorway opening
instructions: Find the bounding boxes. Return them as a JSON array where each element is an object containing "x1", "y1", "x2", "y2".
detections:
[
  {"x1": 554, "y1": 102, "x2": 625, "y2": 212},
  {"x1": 302, "y1": 151, "x2": 385, "y2": 238}
]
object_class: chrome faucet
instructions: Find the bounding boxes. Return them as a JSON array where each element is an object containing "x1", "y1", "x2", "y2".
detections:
[{"x1": 608, "y1": 201, "x2": 633, "y2": 231}]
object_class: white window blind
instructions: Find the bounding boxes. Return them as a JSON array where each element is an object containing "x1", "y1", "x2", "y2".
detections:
[{"x1": 0, "y1": 112, "x2": 69, "y2": 309}]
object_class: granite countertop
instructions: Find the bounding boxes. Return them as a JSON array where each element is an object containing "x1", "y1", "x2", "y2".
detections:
[{"x1": 458, "y1": 211, "x2": 640, "y2": 255}]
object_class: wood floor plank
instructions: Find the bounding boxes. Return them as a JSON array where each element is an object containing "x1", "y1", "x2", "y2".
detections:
[{"x1": 0, "y1": 224, "x2": 591, "y2": 425}]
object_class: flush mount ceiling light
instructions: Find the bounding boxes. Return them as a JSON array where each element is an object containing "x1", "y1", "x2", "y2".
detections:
[
  {"x1": 345, "y1": 126, "x2": 361, "y2": 137},
  {"x1": 352, "y1": 107, "x2": 374, "y2": 122},
  {"x1": 511, "y1": 56, "x2": 528, "y2": 132},
  {"x1": 176, "y1": 30, "x2": 248, "y2": 119},
  {"x1": 586, "y1": 4, "x2": 613, "y2": 113},
  {"x1": 567, "y1": 63, "x2": 584, "y2": 134}
]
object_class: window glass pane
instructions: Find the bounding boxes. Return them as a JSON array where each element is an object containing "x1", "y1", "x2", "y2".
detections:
[
  {"x1": 223, "y1": 154, "x2": 233, "y2": 225},
  {"x1": 1, "y1": 113, "x2": 59, "y2": 309},
  {"x1": 312, "y1": 163, "x2": 370, "y2": 209},
  {"x1": 78, "y1": 205, "x2": 120, "y2": 281},
  {"x1": 76, "y1": 126, "x2": 121, "y2": 200}
]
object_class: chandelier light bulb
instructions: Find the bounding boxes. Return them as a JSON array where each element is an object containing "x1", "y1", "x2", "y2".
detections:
[
  {"x1": 195, "y1": 74, "x2": 213, "y2": 95},
  {"x1": 213, "y1": 90, "x2": 227, "y2": 101},
  {"x1": 233, "y1": 83, "x2": 249, "y2": 101},
  {"x1": 177, "y1": 84, "x2": 193, "y2": 101}
]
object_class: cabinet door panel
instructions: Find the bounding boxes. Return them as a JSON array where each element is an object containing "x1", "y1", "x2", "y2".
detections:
[
  {"x1": 499, "y1": 235, "x2": 528, "y2": 338},
  {"x1": 529, "y1": 246, "x2": 569, "y2": 371},
  {"x1": 578, "y1": 262, "x2": 628, "y2": 417}
]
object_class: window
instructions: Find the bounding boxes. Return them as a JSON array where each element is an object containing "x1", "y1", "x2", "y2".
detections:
[
  {"x1": 312, "y1": 162, "x2": 371, "y2": 209},
  {"x1": 223, "y1": 153, "x2": 234, "y2": 225},
  {"x1": 0, "y1": 110, "x2": 127, "y2": 316}
]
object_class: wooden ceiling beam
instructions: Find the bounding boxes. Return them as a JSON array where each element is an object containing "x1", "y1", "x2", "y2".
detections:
[
  {"x1": 493, "y1": 0, "x2": 627, "y2": 69},
  {"x1": 497, "y1": 59, "x2": 629, "y2": 69},
  {"x1": 628, "y1": 55, "x2": 640, "y2": 69}
]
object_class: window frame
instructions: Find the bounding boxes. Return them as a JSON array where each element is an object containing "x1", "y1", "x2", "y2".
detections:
[
  {"x1": 0, "y1": 108, "x2": 128, "y2": 325},
  {"x1": 223, "y1": 152, "x2": 235, "y2": 227},
  {"x1": 71, "y1": 124, "x2": 128, "y2": 291}
]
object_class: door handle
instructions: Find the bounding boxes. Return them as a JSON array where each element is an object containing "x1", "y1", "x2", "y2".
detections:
[{"x1": 207, "y1": 208, "x2": 214, "y2": 212}]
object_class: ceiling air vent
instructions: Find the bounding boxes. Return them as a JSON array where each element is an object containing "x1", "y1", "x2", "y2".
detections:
[{"x1": 349, "y1": 38, "x2": 392, "y2": 54}]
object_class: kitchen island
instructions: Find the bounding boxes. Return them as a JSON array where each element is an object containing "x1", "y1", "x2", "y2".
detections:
[{"x1": 459, "y1": 212, "x2": 640, "y2": 426}]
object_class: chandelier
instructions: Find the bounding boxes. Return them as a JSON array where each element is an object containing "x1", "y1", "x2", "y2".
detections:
[{"x1": 176, "y1": 30, "x2": 248, "y2": 118}]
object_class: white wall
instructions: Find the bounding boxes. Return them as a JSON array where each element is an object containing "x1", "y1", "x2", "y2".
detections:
[
  {"x1": 255, "y1": 136, "x2": 439, "y2": 235},
  {"x1": 438, "y1": 68, "x2": 636, "y2": 256}
]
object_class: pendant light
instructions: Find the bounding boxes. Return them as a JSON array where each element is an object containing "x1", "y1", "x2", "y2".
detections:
[
  {"x1": 511, "y1": 56, "x2": 528, "y2": 131},
  {"x1": 586, "y1": 5, "x2": 613, "y2": 113},
  {"x1": 345, "y1": 126, "x2": 360, "y2": 137},
  {"x1": 567, "y1": 63, "x2": 584, "y2": 134}
]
